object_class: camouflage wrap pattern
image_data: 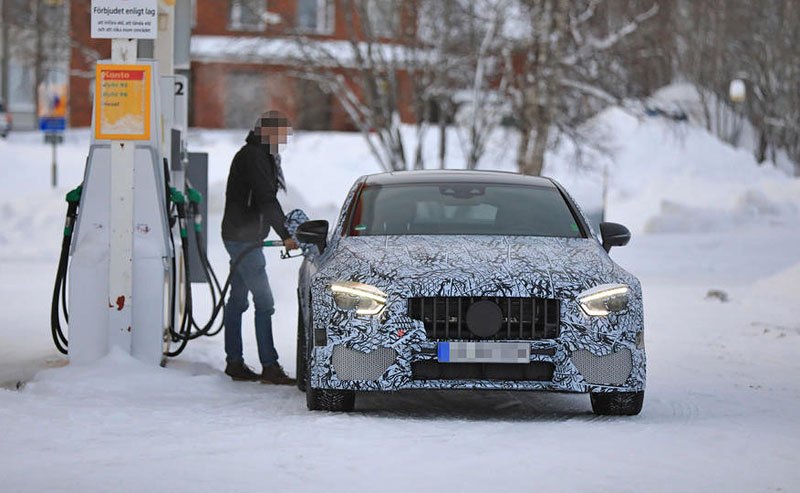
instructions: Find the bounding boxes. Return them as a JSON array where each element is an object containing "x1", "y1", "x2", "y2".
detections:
[
  {"x1": 298, "y1": 180, "x2": 646, "y2": 394},
  {"x1": 285, "y1": 209, "x2": 310, "y2": 242}
]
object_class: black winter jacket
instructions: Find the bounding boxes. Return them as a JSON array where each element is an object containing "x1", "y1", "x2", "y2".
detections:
[{"x1": 221, "y1": 131, "x2": 290, "y2": 242}]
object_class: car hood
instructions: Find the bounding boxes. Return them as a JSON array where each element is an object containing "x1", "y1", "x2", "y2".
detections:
[{"x1": 318, "y1": 235, "x2": 635, "y2": 299}]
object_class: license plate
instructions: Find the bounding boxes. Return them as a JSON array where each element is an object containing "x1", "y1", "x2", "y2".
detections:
[{"x1": 437, "y1": 342, "x2": 530, "y2": 364}]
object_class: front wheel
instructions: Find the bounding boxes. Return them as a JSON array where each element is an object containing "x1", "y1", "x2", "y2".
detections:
[
  {"x1": 590, "y1": 391, "x2": 644, "y2": 416},
  {"x1": 306, "y1": 383, "x2": 355, "y2": 412},
  {"x1": 296, "y1": 304, "x2": 307, "y2": 392},
  {"x1": 301, "y1": 301, "x2": 355, "y2": 412}
]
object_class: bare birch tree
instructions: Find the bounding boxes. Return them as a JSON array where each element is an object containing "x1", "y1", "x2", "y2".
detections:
[
  {"x1": 418, "y1": 0, "x2": 512, "y2": 170},
  {"x1": 289, "y1": 0, "x2": 434, "y2": 172},
  {"x1": 501, "y1": 0, "x2": 658, "y2": 176}
]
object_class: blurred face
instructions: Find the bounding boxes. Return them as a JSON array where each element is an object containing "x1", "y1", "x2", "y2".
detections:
[{"x1": 255, "y1": 113, "x2": 293, "y2": 154}]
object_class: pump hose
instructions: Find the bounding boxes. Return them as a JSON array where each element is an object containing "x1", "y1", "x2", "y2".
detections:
[
  {"x1": 188, "y1": 236, "x2": 225, "y2": 337},
  {"x1": 165, "y1": 197, "x2": 303, "y2": 353},
  {"x1": 163, "y1": 192, "x2": 268, "y2": 355},
  {"x1": 164, "y1": 195, "x2": 195, "y2": 356},
  {"x1": 167, "y1": 238, "x2": 262, "y2": 343},
  {"x1": 50, "y1": 186, "x2": 82, "y2": 355},
  {"x1": 188, "y1": 200, "x2": 226, "y2": 337},
  {"x1": 164, "y1": 215, "x2": 194, "y2": 356},
  {"x1": 49, "y1": 183, "x2": 287, "y2": 358}
]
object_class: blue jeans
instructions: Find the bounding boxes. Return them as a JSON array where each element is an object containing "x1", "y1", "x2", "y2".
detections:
[{"x1": 223, "y1": 241, "x2": 279, "y2": 367}]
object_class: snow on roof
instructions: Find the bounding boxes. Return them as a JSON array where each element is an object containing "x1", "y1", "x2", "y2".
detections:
[{"x1": 190, "y1": 35, "x2": 428, "y2": 68}]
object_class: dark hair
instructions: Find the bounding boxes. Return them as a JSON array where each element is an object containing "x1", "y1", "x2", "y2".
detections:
[{"x1": 255, "y1": 111, "x2": 291, "y2": 131}]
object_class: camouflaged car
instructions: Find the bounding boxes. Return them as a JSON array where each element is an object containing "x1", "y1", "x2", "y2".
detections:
[{"x1": 294, "y1": 170, "x2": 645, "y2": 415}]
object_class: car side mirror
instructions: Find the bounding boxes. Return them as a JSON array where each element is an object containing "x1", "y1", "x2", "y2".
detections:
[
  {"x1": 296, "y1": 220, "x2": 329, "y2": 254},
  {"x1": 599, "y1": 222, "x2": 631, "y2": 252}
]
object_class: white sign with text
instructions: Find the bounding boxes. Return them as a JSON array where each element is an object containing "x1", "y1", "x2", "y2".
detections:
[{"x1": 91, "y1": 0, "x2": 158, "y2": 39}]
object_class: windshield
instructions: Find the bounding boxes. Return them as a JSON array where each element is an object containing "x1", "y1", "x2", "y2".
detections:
[{"x1": 347, "y1": 182, "x2": 584, "y2": 238}]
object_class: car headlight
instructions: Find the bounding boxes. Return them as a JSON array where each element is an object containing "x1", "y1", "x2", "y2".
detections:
[
  {"x1": 329, "y1": 281, "x2": 387, "y2": 316},
  {"x1": 578, "y1": 283, "x2": 629, "y2": 316}
]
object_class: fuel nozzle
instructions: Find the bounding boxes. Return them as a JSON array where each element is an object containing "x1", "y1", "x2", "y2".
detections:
[
  {"x1": 186, "y1": 187, "x2": 203, "y2": 205},
  {"x1": 66, "y1": 185, "x2": 82, "y2": 204},
  {"x1": 262, "y1": 239, "x2": 301, "y2": 259},
  {"x1": 169, "y1": 187, "x2": 188, "y2": 238},
  {"x1": 63, "y1": 185, "x2": 82, "y2": 237},
  {"x1": 186, "y1": 187, "x2": 203, "y2": 233}
]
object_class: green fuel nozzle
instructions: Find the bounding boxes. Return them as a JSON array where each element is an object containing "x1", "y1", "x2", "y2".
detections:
[
  {"x1": 63, "y1": 185, "x2": 83, "y2": 236},
  {"x1": 169, "y1": 187, "x2": 186, "y2": 205},
  {"x1": 186, "y1": 188, "x2": 204, "y2": 232},
  {"x1": 169, "y1": 188, "x2": 188, "y2": 238},
  {"x1": 187, "y1": 187, "x2": 203, "y2": 204},
  {"x1": 65, "y1": 185, "x2": 82, "y2": 203}
]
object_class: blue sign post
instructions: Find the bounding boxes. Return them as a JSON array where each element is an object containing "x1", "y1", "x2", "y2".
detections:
[
  {"x1": 40, "y1": 117, "x2": 66, "y2": 188},
  {"x1": 40, "y1": 117, "x2": 67, "y2": 132}
]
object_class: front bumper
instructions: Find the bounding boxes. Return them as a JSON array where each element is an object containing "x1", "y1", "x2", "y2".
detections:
[{"x1": 308, "y1": 302, "x2": 646, "y2": 394}]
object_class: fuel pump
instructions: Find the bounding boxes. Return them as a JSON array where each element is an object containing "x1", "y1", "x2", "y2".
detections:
[
  {"x1": 50, "y1": 191, "x2": 309, "y2": 359},
  {"x1": 50, "y1": 0, "x2": 309, "y2": 365}
]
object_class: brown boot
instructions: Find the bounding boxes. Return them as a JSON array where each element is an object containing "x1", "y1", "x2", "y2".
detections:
[
  {"x1": 225, "y1": 361, "x2": 260, "y2": 382},
  {"x1": 261, "y1": 363, "x2": 296, "y2": 385}
]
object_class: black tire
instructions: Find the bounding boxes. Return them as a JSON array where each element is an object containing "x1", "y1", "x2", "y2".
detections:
[
  {"x1": 296, "y1": 304, "x2": 307, "y2": 392},
  {"x1": 301, "y1": 300, "x2": 356, "y2": 411},
  {"x1": 306, "y1": 383, "x2": 356, "y2": 412},
  {"x1": 590, "y1": 391, "x2": 644, "y2": 416}
]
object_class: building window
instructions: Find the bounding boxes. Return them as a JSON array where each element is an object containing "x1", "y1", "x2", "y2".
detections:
[
  {"x1": 366, "y1": 0, "x2": 397, "y2": 37},
  {"x1": 225, "y1": 72, "x2": 266, "y2": 128},
  {"x1": 296, "y1": 0, "x2": 335, "y2": 34},
  {"x1": 295, "y1": 79, "x2": 332, "y2": 130},
  {"x1": 229, "y1": 0, "x2": 266, "y2": 32},
  {"x1": 8, "y1": 0, "x2": 35, "y2": 25}
]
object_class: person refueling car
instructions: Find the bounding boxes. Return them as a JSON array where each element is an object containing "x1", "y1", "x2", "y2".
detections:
[{"x1": 221, "y1": 111, "x2": 299, "y2": 384}]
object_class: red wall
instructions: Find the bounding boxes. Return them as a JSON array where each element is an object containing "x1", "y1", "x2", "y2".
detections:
[
  {"x1": 69, "y1": 0, "x2": 110, "y2": 127},
  {"x1": 69, "y1": 0, "x2": 417, "y2": 130}
]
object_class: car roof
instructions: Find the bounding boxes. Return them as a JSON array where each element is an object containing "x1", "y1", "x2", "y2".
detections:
[{"x1": 362, "y1": 170, "x2": 556, "y2": 187}]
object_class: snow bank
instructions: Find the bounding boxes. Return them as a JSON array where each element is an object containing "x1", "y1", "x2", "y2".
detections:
[
  {"x1": 24, "y1": 347, "x2": 227, "y2": 402},
  {"x1": 589, "y1": 106, "x2": 797, "y2": 234},
  {"x1": 644, "y1": 187, "x2": 799, "y2": 234},
  {"x1": 752, "y1": 262, "x2": 800, "y2": 304}
]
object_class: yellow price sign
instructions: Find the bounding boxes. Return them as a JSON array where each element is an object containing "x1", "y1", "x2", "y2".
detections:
[{"x1": 94, "y1": 64, "x2": 152, "y2": 141}]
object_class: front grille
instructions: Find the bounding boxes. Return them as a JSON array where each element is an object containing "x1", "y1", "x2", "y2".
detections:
[
  {"x1": 407, "y1": 296, "x2": 560, "y2": 341},
  {"x1": 412, "y1": 361, "x2": 555, "y2": 381}
]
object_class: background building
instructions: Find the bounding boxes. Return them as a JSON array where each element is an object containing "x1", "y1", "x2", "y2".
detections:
[{"x1": 68, "y1": 0, "x2": 417, "y2": 131}]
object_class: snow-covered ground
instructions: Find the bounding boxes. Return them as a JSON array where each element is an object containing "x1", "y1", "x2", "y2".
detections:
[{"x1": 1, "y1": 106, "x2": 799, "y2": 492}]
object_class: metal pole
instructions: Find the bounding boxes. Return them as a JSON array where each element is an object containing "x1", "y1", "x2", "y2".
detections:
[
  {"x1": 155, "y1": 0, "x2": 175, "y2": 172},
  {"x1": 1, "y1": 0, "x2": 9, "y2": 106},
  {"x1": 51, "y1": 137, "x2": 57, "y2": 188},
  {"x1": 602, "y1": 161, "x2": 609, "y2": 223},
  {"x1": 107, "y1": 38, "x2": 137, "y2": 354}
]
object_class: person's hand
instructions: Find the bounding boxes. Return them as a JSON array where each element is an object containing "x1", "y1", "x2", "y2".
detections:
[{"x1": 283, "y1": 238, "x2": 299, "y2": 251}]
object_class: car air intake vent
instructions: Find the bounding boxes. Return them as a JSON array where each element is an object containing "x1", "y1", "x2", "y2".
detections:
[
  {"x1": 407, "y1": 297, "x2": 560, "y2": 341},
  {"x1": 332, "y1": 346, "x2": 397, "y2": 381},
  {"x1": 571, "y1": 348, "x2": 632, "y2": 386}
]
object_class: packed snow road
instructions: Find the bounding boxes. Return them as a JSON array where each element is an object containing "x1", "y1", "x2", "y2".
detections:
[{"x1": 1, "y1": 214, "x2": 798, "y2": 492}]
